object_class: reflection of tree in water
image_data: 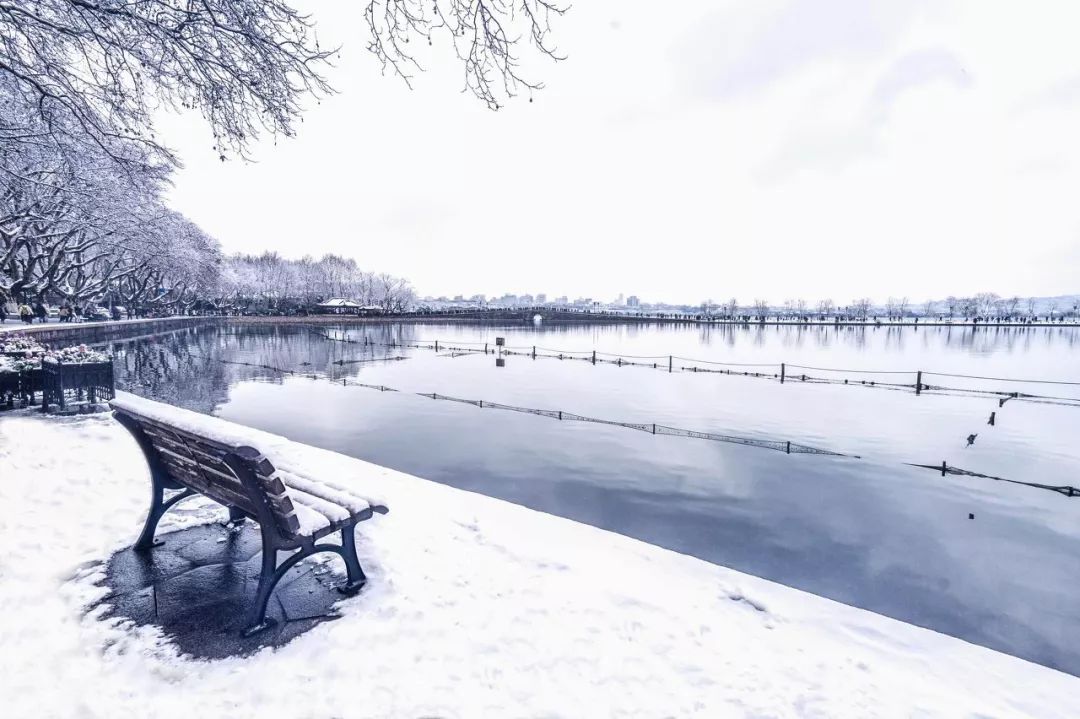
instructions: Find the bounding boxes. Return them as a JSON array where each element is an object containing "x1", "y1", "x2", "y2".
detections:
[
  {"x1": 504, "y1": 321, "x2": 1079, "y2": 357},
  {"x1": 111, "y1": 323, "x2": 419, "y2": 413},
  {"x1": 111, "y1": 326, "x2": 231, "y2": 413},
  {"x1": 107, "y1": 321, "x2": 1079, "y2": 413}
]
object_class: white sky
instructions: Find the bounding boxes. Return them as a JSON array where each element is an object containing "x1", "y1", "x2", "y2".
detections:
[{"x1": 159, "y1": 0, "x2": 1080, "y2": 305}]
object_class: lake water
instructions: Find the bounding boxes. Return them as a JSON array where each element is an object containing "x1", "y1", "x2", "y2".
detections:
[{"x1": 109, "y1": 320, "x2": 1080, "y2": 674}]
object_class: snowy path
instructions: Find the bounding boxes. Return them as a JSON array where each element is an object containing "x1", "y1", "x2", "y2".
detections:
[{"x1": 1, "y1": 410, "x2": 1078, "y2": 718}]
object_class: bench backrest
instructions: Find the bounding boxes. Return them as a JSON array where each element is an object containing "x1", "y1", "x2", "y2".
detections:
[{"x1": 114, "y1": 408, "x2": 303, "y2": 538}]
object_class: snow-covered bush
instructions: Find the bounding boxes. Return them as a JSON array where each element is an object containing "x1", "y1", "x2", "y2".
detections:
[
  {"x1": 0, "y1": 335, "x2": 47, "y2": 355},
  {"x1": 42, "y1": 345, "x2": 110, "y2": 365}
]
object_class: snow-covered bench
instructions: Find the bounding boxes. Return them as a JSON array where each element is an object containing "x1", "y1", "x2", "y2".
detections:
[{"x1": 110, "y1": 393, "x2": 389, "y2": 636}]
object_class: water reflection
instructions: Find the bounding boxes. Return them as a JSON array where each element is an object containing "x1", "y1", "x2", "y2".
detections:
[
  {"x1": 112, "y1": 323, "x2": 421, "y2": 411},
  {"x1": 110, "y1": 321, "x2": 1080, "y2": 675}
]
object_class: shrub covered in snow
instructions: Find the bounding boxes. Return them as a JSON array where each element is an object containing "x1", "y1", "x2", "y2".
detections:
[
  {"x1": 0, "y1": 356, "x2": 41, "y2": 373},
  {"x1": 0, "y1": 334, "x2": 47, "y2": 355},
  {"x1": 42, "y1": 345, "x2": 110, "y2": 365},
  {"x1": 0, "y1": 343, "x2": 109, "y2": 374}
]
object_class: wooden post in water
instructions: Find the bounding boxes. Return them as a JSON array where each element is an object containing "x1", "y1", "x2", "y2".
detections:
[
  {"x1": 668, "y1": 355, "x2": 673, "y2": 373},
  {"x1": 532, "y1": 345, "x2": 536, "y2": 359},
  {"x1": 435, "y1": 340, "x2": 439, "y2": 352},
  {"x1": 592, "y1": 350, "x2": 596, "y2": 364},
  {"x1": 916, "y1": 370, "x2": 923, "y2": 395},
  {"x1": 780, "y1": 363, "x2": 786, "y2": 384}
]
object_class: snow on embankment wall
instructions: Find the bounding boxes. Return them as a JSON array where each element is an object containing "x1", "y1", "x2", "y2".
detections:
[{"x1": 0, "y1": 315, "x2": 223, "y2": 344}]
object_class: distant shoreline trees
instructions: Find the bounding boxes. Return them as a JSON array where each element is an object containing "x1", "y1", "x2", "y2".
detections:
[
  {"x1": 219, "y1": 253, "x2": 416, "y2": 314},
  {"x1": 689, "y1": 294, "x2": 1079, "y2": 323}
]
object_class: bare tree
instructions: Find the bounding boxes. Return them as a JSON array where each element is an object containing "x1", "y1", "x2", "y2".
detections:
[
  {"x1": 922, "y1": 299, "x2": 935, "y2": 317},
  {"x1": 974, "y1": 292, "x2": 1000, "y2": 316},
  {"x1": 0, "y1": 1, "x2": 338, "y2": 171},
  {"x1": 817, "y1": 298, "x2": 834, "y2": 317},
  {"x1": 726, "y1": 297, "x2": 738, "y2": 317},
  {"x1": 1007, "y1": 296, "x2": 1021, "y2": 316},
  {"x1": 3, "y1": 0, "x2": 564, "y2": 176},
  {"x1": 752, "y1": 298, "x2": 769, "y2": 320},
  {"x1": 365, "y1": 0, "x2": 568, "y2": 110},
  {"x1": 852, "y1": 298, "x2": 872, "y2": 320},
  {"x1": 945, "y1": 296, "x2": 959, "y2": 317}
]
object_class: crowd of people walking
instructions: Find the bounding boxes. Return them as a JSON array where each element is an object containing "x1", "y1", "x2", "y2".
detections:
[{"x1": 0, "y1": 300, "x2": 124, "y2": 325}]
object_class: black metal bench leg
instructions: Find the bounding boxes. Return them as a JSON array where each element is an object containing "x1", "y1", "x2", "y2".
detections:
[
  {"x1": 134, "y1": 479, "x2": 166, "y2": 551},
  {"x1": 227, "y1": 505, "x2": 247, "y2": 524},
  {"x1": 242, "y1": 546, "x2": 280, "y2": 637},
  {"x1": 339, "y1": 525, "x2": 367, "y2": 595},
  {"x1": 135, "y1": 486, "x2": 195, "y2": 551}
]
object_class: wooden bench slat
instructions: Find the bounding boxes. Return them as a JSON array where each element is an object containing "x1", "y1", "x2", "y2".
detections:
[
  {"x1": 152, "y1": 444, "x2": 301, "y2": 532},
  {"x1": 156, "y1": 454, "x2": 260, "y2": 515},
  {"x1": 156, "y1": 451, "x2": 239, "y2": 500},
  {"x1": 142, "y1": 424, "x2": 295, "y2": 504}
]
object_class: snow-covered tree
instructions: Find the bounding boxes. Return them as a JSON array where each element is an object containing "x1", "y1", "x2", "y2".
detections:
[{"x1": 365, "y1": 0, "x2": 567, "y2": 109}]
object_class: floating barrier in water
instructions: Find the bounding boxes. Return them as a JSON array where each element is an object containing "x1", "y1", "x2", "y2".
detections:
[
  {"x1": 303, "y1": 326, "x2": 1080, "y2": 408},
  {"x1": 399, "y1": 390, "x2": 852, "y2": 456},
  {"x1": 908, "y1": 462, "x2": 1080, "y2": 498},
  {"x1": 168, "y1": 347, "x2": 1080, "y2": 498},
  {"x1": 184, "y1": 330, "x2": 1080, "y2": 500}
]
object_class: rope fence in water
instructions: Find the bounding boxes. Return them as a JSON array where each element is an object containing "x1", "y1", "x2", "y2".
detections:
[
  {"x1": 409, "y1": 391, "x2": 849, "y2": 456},
  {"x1": 172, "y1": 350, "x2": 1080, "y2": 500},
  {"x1": 908, "y1": 462, "x2": 1080, "y2": 498},
  {"x1": 302, "y1": 327, "x2": 1080, "y2": 410}
]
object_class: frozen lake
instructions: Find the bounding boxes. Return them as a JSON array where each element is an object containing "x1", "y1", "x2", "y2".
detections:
[{"x1": 110, "y1": 320, "x2": 1080, "y2": 673}]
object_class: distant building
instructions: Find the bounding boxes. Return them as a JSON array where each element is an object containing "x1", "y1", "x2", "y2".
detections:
[
  {"x1": 520, "y1": 294, "x2": 535, "y2": 305},
  {"x1": 554, "y1": 296, "x2": 568, "y2": 305},
  {"x1": 627, "y1": 295, "x2": 640, "y2": 307},
  {"x1": 316, "y1": 298, "x2": 362, "y2": 315},
  {"x1": 536, "y1": 293, "x2": 547, "y2": 304}
]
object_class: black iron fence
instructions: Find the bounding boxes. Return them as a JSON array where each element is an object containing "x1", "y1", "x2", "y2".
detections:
[
  {"x1": 41, "y1": 360, "x2": 115, "y2": 411},
  {"x1": 1, "y1": 359, "x2": 114, "y2": 411}
]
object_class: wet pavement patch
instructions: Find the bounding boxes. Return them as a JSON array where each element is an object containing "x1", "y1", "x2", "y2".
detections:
[{"x1": 96, "y1": 522, "x2": 350, "y2": 659}]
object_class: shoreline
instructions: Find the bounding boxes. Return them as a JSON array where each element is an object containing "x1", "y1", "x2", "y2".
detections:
[
  {"x1": 2, "y1": 408, "x2": 1079, "y2": 716},
  {"x1": 4, "y1": 314, "x2": 1078, "y2": 350},
  {"x1": 231, "y1": 314, "x2": 1080, "y2": 329}
]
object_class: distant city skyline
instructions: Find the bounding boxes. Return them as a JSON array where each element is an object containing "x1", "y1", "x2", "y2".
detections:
[{"x1": 416, "y1": 290, "x2": 1080, "y2": 314}]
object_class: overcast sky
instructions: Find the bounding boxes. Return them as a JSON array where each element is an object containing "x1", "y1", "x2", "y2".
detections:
[{"x1": 159, "y1": 0, "x2": 1080, "y2": 305}]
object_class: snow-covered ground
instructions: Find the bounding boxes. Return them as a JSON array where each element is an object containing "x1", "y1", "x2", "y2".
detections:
[{"x1": 1, "y1": 407, "x2": 1078, "y2": 718}]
